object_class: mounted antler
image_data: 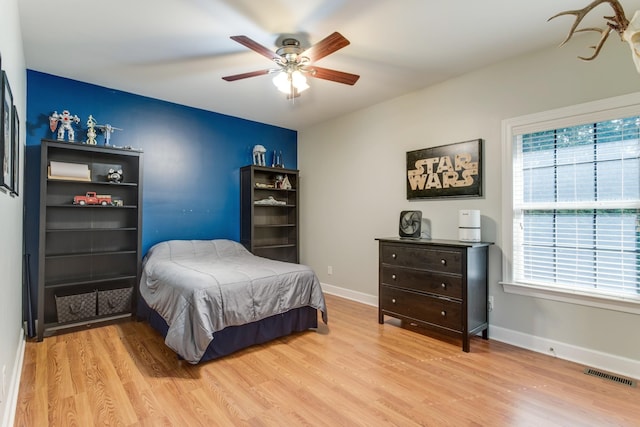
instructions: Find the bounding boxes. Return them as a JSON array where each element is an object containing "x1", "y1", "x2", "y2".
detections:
[
  {"x1": 549, "y1": 0, "x2": 640, "y2": 73},
  {"x1": 549, "y1": 0, "x2": 630, "y2": 60}
]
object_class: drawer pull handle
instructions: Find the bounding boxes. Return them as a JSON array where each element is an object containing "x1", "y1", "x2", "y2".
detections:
[
  {"x1": 392, "y1": 253, "x2": 397, "y2": 259},
  {"x1": 441, "y1": 259, "x2": 446, "y2": 265},
  {"x1": 441, "y1": 310, "x2": 446, "y2": 316},
  {"x1": 392, "y1": 274, "x2": 397, "y2": 280},
  {"x1": 391, "y1": 298, "x2": 397, "y2": 304},
  {"x1": 441, "y1": 283, "x2": 446, "y2": 289}
]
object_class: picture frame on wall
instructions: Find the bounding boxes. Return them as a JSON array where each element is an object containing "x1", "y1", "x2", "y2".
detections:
[
  {"x1": 1, "y1": 70, "x2": 14, "y2": 192},
  {"x1": 11, "y1": 105, "x2": 19, "y2": 195},
  {"x1": 406, "y1": 138, "x2": 483, "y2": 200}
]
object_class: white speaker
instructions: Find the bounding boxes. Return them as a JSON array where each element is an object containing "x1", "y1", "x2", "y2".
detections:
[{"x1": 458, "y1": 210, "x2": 481, "y2": 242}]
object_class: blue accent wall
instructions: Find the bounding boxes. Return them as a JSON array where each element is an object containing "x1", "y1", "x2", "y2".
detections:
[{"x1": 24, "y1": 71, "x2": 297, "y2": 313}]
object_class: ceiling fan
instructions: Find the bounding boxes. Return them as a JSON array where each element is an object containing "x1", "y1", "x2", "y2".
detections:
[{"x1": 222, "y1": 32, "x2": 360, "y2": 98}]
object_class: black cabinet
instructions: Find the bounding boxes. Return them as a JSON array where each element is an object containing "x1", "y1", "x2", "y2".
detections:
[
  {"x1": 376, "y1": 237, "x2": 491, "y2": 352},
  {"x1": 240, "y1": 165, "x2": 299, "y2": 263},
  {"x1": 37, "y1": 140, "x2": 143, "y2": 340}
]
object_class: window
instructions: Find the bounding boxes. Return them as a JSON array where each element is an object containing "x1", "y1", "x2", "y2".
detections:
[{"x1": 502, "y1": 93, "x2": 640, "y2": 313}]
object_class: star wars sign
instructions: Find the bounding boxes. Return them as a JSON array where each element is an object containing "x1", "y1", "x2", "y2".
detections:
[{"x1": 406, "y1": 139, "x2": 482, "y2": 199}]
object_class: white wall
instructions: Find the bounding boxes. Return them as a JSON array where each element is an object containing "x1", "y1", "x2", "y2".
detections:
[
  {"x1": 0, "y1": 0, "x2": 26, "y2": 426},
  {"x1": 299, "y1": 40, "x2": 640, "y2": 377}
]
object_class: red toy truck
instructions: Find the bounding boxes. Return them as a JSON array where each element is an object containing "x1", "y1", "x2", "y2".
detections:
[{"x1": 73, "y1": 192, "x2": 112, "y2": 206}]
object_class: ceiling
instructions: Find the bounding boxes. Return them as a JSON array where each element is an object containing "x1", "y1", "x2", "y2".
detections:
[{"x1": 17, "y1": 0, "x2": 640, "y2": 131}]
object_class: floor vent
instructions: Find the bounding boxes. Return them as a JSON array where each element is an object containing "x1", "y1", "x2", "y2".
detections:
[{"x1": 584, "y1": 368, "x2": 637, "y2": 387}]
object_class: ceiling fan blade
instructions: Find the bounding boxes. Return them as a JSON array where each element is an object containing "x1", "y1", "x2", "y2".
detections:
[
  {"x1": 230, "y1": 35, "x2": 278, "y2": 62},
  {"x1": 307, "y1": 66, "x2": 360, "y2": 85},
  {"x1": 222, "y1": 69, "x2": 272, "y2": 81},
  {"x1": 301, "y1": 32, "x2": 350, "y2": 62}
]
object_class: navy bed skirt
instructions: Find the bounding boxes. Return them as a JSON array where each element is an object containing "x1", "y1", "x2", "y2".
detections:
[{"x1": 137, "y1": 297, "x2": 319, "y2": 363}]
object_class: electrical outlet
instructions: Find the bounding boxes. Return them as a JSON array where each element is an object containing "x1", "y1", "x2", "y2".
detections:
[
  {"x1": 488, "y1": 296, "x2": 494, "y2": 312},
  {"x1": 327, "y1": 266, "x2": 333, "y2": 275}
]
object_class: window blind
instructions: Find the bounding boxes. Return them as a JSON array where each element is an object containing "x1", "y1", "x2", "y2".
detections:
[{"x1": 512, "y1": 116, "x2": 640, "y2": 298}]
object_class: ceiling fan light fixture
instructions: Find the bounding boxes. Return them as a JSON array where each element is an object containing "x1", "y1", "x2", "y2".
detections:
[
  {"x1": 272, "y1": 70, "x2": 309, "y2": 95},
  {"x1": 291, "y1": 70, "x2": 309, "y2": 91}
]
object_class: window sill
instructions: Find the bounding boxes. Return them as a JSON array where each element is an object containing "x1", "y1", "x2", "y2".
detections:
[{"x1": 500, "y1": 281, "x2": 640, "y2": 315}]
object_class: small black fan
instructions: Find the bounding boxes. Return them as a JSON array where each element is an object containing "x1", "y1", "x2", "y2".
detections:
[{"x1": 399, "y1": 210, "x2": 422, "y2": 238}]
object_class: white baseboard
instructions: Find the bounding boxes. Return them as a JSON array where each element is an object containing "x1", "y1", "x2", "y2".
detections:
[
  {"x1": 488, "y1": 325, "x2": 639, "y2": 381},
  {"x1": 321, "y1": 283, "x2": 639, "y2": 381},
  {"x1": 321, "y1": 282, "x2": 378, "y2": 307},
  {"x1": 1, "y1": 328, "x2": 25, "y2": 427}
]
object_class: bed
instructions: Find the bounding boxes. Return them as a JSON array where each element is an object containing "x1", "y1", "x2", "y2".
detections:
[{"x1": 137, "y1": 239, "x2": 327, "y2": 364}]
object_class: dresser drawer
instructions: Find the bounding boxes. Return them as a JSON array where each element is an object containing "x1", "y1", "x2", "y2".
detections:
[
  {"x1": 379, "y1": 285, "x2": 462, "y2": 331},
  {"x1": 380, "y1": 244, "x2": 462, "y2": 274},
  {"x1": 381, "y1": 266, "x2": 462, "y2": 299}
]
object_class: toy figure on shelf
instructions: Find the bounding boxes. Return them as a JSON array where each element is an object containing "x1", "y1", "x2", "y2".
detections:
[
  {"x1": 95, "y1": 123, "x2": 122, "y2": 145},
  {"x1": 271, "y1": 150, "x2": 285, "y2": 168},
  {"x1": 85, "y1": 115, "x2": 98, "y2": 145},
  {"x1": 253, "y1": 144, "x2": 266, "y2": 166},
  {"x1": 281, "y1": 175, "x2": 292, "y2": 189},
  {"x1": 49, "y1": 110, "x2": 80, "y2": 141},
  {"x1": 107, "y1": 168, "x2": 123, "y2": 183}
]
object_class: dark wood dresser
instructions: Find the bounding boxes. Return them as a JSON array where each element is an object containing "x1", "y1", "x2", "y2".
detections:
[{"x1": 376, "y1": 237, "x2": 491, "y2": 352}]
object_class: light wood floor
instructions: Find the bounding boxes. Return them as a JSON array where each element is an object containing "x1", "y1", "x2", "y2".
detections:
[{"x1": 14, "y1": 294, "x2": 640, "y2": 426}]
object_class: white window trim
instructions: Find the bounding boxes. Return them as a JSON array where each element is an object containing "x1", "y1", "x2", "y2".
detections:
[{"x1": 501, "y1": 92, "x2": 640, "y2": 315}]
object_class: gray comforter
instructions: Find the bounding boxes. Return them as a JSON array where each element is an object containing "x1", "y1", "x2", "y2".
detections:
[{"x1": 139, "y1": 239, "x2": 327, "y2": 363}]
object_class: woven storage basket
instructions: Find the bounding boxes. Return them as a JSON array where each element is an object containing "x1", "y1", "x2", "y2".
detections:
[
  {"x1": 97, "y1": 287, "x2": 133, "y2": 315},
  {"x1": 55, "y1": 291, "x2": 97, "y2": 323}
]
